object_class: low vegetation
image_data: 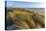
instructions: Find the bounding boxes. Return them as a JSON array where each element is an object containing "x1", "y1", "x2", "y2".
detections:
[{"x1": 6, "y1": 8, "x2": 45, "y2": 30}]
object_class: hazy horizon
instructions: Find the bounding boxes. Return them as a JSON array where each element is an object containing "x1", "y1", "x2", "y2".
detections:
[{"x1": 5, "y1": 1, "x2": 45, "y2": 8}]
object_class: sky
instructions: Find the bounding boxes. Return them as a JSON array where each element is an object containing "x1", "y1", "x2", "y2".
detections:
[{"x1": 5, "y1": 1, "x2": 45, "y2": 8}]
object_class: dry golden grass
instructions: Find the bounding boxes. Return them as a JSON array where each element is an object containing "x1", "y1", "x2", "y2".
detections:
[{"x1": 6, "y1": 8, "x2": 45, "y2": 29}]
